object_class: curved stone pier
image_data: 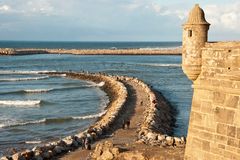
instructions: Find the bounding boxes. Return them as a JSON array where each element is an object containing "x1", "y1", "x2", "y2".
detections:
[{"x1": 1, "y1": 72, "x2": 185, "y2": 160}]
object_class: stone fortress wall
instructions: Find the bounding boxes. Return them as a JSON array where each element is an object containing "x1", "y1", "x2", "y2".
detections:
[{"x1": 182, "y1": 4, "x2": 240, "y2": 160}]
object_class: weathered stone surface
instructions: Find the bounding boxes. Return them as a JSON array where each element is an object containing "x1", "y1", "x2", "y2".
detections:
[
  {"x1": 91, "y1": 141, "x2": 120, "y2": 160},
  {"x1": 183, "y1": 4, "x2": 240, "y2": 159}
]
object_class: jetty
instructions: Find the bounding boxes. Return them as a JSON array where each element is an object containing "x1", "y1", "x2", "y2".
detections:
[
  {"x1": 0, "y1": 48, "x2": 181, "y2": 56},
  {"x1": 1, "y1": 72, "x2": 185, "y2": 160}
]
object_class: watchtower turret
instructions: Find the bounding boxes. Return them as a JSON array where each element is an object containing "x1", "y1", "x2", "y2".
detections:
[{"x1": 182, "y1": 4, "x2": 210, "y2": 81}]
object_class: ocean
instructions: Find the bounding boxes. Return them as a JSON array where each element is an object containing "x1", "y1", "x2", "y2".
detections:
[{"x1": 0, "y1": 41, "x2": 192, "y2": 156}]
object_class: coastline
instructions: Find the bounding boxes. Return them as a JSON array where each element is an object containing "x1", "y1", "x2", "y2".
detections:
[
  {"x1": 0, "y1": 48, "x2": 182, "y2": 55},
  {"x1": 1, "y1": 71, "x2": 185, "y2": 160}
]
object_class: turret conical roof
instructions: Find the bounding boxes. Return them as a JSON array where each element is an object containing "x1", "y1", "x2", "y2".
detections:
[{"x1": 185, "y1": 4, "x2": 210, "y2": 25}]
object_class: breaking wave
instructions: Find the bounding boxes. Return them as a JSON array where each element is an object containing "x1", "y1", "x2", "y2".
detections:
[
  {"x1": 25, "y1": 141, "x2": 42, "y2": 144},
  {"x1": 137, "y1": 63, "x2": 181, "y2": 67},
  {"x1": 0, "y1": 70, "x2": 56, "y2": 75},
  {"x1": 0, "y1": 100, "x2": 41, "y2": 107},
  {"x1": 24, "y1": 89, "x2": 53, "y2": 93},
  {"x1": 86, "y1": 81, "x2": 105, "y2": 87},
  {"x1": 0, "y1": 111, "x2": 106, "y2": 128},
  {"x1": 0, "y1": 76, "x2": 49, "y2": 82}
]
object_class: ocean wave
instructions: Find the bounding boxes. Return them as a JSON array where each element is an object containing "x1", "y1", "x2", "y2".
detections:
[
  {"x1": 0, "y1": 76, "x2": 49, "y2": 82},
  {"x1": 86, "y1": 81, "x2": 105, "y2": 87},
  {"x1": 0, "y1": 70, "x2": 56, "y2": 75},
  {"x1": 0, "y1": 100, "x2": 41, "y2": 107},
  {"x1": 25, "y1": 141, "x2": 41, "y2": 144},
  {"x1": 0, "y1": 86, "x2": 90, "y2": 95},
  {"x1": 138, "y1": 63, "x2": 181, "y2": 67},
  {"x1": 24, "y1": 89, "x2": 53, "y2": 93},
  {"x1": 0, "y1": 111, "x2": 106, "y2": 128},
  {"x1": 73, "y1": 111, "x2": 106, "y2": 120}
]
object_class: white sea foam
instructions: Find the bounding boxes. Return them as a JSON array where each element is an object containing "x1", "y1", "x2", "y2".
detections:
[
  {"x1": 73, "y1": 111, "x2": 106, "y2": 120},
  {"x1": 97, "y1": 81, "x2": 105, "y2": 87},
  {"x1": 24, "y1": 89, "x2": 53, "y2": 93},
  {"x1": 0, "y1": 100, "x2": 41, "y2": 107},
  {"x1": 86, "y1": 81, "x2": 105, "y2": 87},
  {"x1": 0, "y1": 70, "x2": 56, "y2": 75},
  {"x1": 0, "y1": 76, "x2": 49, "y2": 82},
  {"x1": 138, "y1": 63, "x2": 181, "y2": 67},
  {"x1": 25, "y1": 141, "x2": 41, "y2": 144},
  {"x1": 0, "y1": 119, "x2": 45, "y2": 128},
  {"x1": 0, "y1": 123, "x2": 5, "y2": 128}
]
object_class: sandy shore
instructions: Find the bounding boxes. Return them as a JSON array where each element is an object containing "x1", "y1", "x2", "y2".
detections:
[{"x1": 0, "y1": 48, "x2": 181, "y2": 55}]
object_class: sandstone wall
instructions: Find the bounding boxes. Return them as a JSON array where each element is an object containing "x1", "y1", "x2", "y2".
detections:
[{"x1": 184, "y1": 42, "x2": 240, "y2": 159}]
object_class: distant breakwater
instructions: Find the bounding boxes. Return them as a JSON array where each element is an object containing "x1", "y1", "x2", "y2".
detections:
[{"x1": 0, "y1": 48, "x2": 182, "y2": 55}]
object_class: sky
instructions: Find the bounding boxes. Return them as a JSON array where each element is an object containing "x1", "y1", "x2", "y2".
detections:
[{"x1": 0, "y1": 0, "x2": 239, "y2": 41}]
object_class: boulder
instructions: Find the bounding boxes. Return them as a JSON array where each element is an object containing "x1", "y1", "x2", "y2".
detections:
[
  {"x1": 98, "y1": 149, "x2": 114, "y2": 160},
  {"x1": 166, "y1": 136, "x2": 174, "y2": 146},
  {"x1": 53, "y1": 146, "x2": 65, "y2": 154},
  {"x1": 21, "y1": 149, "x2": 34, "y2": 159},
  {"x1": 174, "y1": 137, "x2": 182, "y2": 146},
  {"x1": 146, "y1": 132, "x2": 157, "y2": 140},
  {"x1": 0, "y1": 157, "x2": 9, "y2": 160},
  {"x1": 91, "y1": 141, "x2": 120, "y2": 160},
  {"x1": 157, "y1": 134, "x2": 166, "y2": 141},
  {"x1": 42, "y1": 150, "x2": 53, "y2": 159},
  {"x1": 12, "y1": 153, "x2": 25, "y2": 160}
]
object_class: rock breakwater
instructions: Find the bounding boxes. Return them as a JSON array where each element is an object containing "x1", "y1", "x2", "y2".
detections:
[
  {"x1": 116, "y1": 76, "x2": 186, "y2": 148},
  {"x1": 0, "y1": 72, "x2": 127, "y2": 160},
  {"x1": 0, "y1": 48, "x2": 182, "y2": 55}
]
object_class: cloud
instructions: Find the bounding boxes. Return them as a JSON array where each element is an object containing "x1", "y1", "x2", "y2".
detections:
[
  {"x1": 0, "y1": 0, "x2": 58, "y2": 16},
  {"x1": 204, "y1": 2, "x2": 240, "y2": 32},
  {"x1": 0, "y1": 5, "x2": 11, "y2": 12}
]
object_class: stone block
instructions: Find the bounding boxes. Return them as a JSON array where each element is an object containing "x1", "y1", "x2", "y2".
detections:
[
  {"x1": 237, "y1": 128, "x2": 240, "y2": 139},
  {"x1": 218, "y1": 144, "x2": 225, "y2": 149},
  {"x1": 192, "y1": 111, "x2": 203, "y2": 125},
  {"x1": 204, "y1": 114, "x2": 216, "y2": 129},
  {"x1": 224, "y1": 95, "x2": 239, "y2": 108},
  {"x1": 217, "y1": 123, "x2": 227, "y2": 135},
  {"x1": 215, "y1": 135, "x2": 227, "y2": 144},
  {"x1": 227, "y1": 125, "x2": 236, "y2": 138},
  {"x1": 227, "y1": 138, "x2": 238, "y2": 147},
  {"x1": 213, "y1": 92, "x2": 226, "y2": 105},
  {"x1": 202, "y1": 140, "x2": 210, "y2": 151},
  {"x1": 215, "y1": 107, "x2": 234, "y2": 124},
  {"x1": 199, "y1": 131, "x2": 214, "y2": 141},
  {"x1": 200, "y1": 101, "x2": 212, "y2": 113}
]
